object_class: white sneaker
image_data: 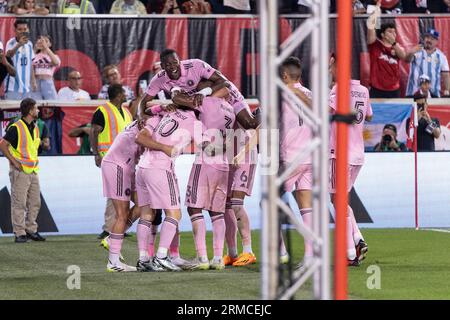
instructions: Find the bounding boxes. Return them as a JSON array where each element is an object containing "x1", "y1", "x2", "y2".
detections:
[
  {"x1": 185, "y1": 257, "x2": 210, "y2": 270},
  {"x1": 209, "y1": 258, "x2": 225, "y2": 270},
  {"x1": 153, "y1": 256, "x2": 182, "y2": 271},
  {"x1": 171, "y1": 256, "x2": 192, "y2": 270},
  {"x1": 107, "y1": 261, "x2": 137, "y2": 272}
]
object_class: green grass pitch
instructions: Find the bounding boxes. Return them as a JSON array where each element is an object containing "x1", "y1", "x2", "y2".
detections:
[{"x1": 1, "y1": 228, "x2": 449, "y2": 300}]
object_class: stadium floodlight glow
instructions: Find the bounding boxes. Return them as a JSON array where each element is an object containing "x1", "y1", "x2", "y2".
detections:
[{"x1": 259, "y1": 0, "x2": 330, "y2": 300}]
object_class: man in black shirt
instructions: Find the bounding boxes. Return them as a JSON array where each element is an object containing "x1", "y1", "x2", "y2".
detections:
[{"x1": 406, "y1": 95, "x2": 441, "y2": 151}]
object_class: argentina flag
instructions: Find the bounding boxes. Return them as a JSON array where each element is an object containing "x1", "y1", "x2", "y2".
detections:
[{"x1": 364, "y1": 103, "x2": 414, "y2": 151}]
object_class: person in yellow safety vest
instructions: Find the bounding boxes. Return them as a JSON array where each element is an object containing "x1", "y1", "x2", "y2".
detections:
[
  {"x1": 58, "y1": 0, "x2": 96, "y2": 14},
  {"x1": 0, "y1": 98, "x2": 46, "y2": 243},
  {"x1": 90, "y1": 83, "x2": 132, "y2": 166}
]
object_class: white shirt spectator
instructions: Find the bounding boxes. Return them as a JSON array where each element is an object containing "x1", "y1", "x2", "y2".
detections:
[
  {"x1": 5, "y1": 37, "x2": 34, "y2": 95},
  {"x1": 57, "y1": 86, "x2": 91, "y2": 101},
  {"x1": 223, "y1": 0, "x2": 250, "y2": 11},
  {"x1": 406, "y1": 48, "x2": 450, "y2": 97}
]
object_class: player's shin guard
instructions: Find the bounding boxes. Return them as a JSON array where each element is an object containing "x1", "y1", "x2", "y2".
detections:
[
  {"x1": 224, "y1": 202, "x2": 238, "y2": 257},
  {"x1": 211, "y1": 214, "x2": 226, "y2": 258},
  {"x1": 300, "y1": 208, "x2": 313, "y2": 258},
  {"x1": 137, "y1": 218, "x2": 152, "y2": 261},
  {"x1": 231, "y1": 198, "x2": 252, "y2": 253},
  {"x1": 157, "y1": 217, "x2": 178, "y2": 259},
  {"x1": 190, "y1": 213, "x2": 207, "y2": 258},
  {"x1": 109, "y1": 233, "x2": 124, "y2": 265}
]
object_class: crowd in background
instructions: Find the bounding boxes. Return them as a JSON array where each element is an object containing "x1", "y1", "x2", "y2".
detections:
[{"x1": 0, "y1": 1, "x2": 449, "y2": 16}]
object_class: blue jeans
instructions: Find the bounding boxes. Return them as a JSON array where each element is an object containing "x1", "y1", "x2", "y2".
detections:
[
  {"x1": 32, "y1": 79, "x2": 57, "y2": 100},
  {"x1": 5, "y1": 91, "x2": 33, "y2": 100}
]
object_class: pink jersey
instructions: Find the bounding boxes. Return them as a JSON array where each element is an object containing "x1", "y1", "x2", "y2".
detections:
[
  {"x1": 103, "y1": 120, "x2": 141, "y2": 167},
  {"x1": 196, "y1": 96, "x2": 236, "y2": 171},
  {"x1": 32, "y1": 52, "x2": 60, "y2": 77},
  {"x1": 280, "y1": 83, "x2": 313, "y2": 164},
  {"x1": 146, "y1": 59, "x2": 216, "y2": 97},
  {"x1": 328, "y1": 80, "x2": 373, "y2": 165},
  {"x1": 138, "y1": 110, "x2": 207, "y2": 170}
]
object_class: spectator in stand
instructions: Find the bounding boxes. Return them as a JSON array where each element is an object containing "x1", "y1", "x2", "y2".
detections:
[
  {"x1": 410, "y1": 74, "x2": 434, "y2": 99},
  {"x1": 406, "y1": 94, "x2": 441, "y2": 151},
  {"x1": 32, "y1": 35, "x2": 60, "y2": 100},
  {"x1": 367, "y1": 13, "x2": 420, "y2": 98},
  {"x1": 91, "y1": 0, "x2": 114, "y2": 13},
  {"x1": 110, "y1": 0, "x2": 147, "y2": 14},
  {"x1": 0, "y1": 0, "x2": 8, "y2": 13},
  {"x1": 180, "y1": 0, "x2": 211, "y2": 13},
  {"x1": 405, "y1": 29, "x2": 450, "y2": 98},
  {"x1": 98, "y1": 65, "x2": 135, "y2": 101},
  {"x1": 13, "y1": 0, "x2": 49, "y2": 15},
  {"x1": 352, "y1": 0, "x2": 366, "y2": 15},
  {"x1": 0, "y1": 41, "x2": 16, "y2": 89},
  {"x1": 221, "y1": 0, "x2": 250, "y2": 13},
  {"x1": 5, "y1": 20, "x2": 36, "y2": 101},
  {"x1": 402, "y1": 0, "x2": 450, "y2": 14},
  {"x1": 57, "y1": 0, "x2": 96, "y2": 14},
  {"x1": 57, "y1": 70, "x2": 91, "y2": 101},
  {"x1": 366, "y1": 0, "x2": 402, "y2": 14},
  {"x1": 373, "y1": 123, "x2": 407, "y2": 152},
  {"x1": 147, "y1": 0, "x2": 180, "y2": 13}
]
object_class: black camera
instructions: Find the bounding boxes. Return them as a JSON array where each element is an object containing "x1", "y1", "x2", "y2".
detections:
[
  {"x1": 383, "y1": 135, "x2": 392, "y2": 143},
  {"x1": 425, "y1": 121, "x2": 438, "y2": 135}
]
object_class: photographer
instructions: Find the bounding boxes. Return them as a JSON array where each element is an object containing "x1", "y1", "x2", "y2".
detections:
[
  {"x1": 374, "y1": 123, "x2": 407, "y2": 152},
  {"x1": 406, "y1": 95, "x2": 441, "y2": 151}
]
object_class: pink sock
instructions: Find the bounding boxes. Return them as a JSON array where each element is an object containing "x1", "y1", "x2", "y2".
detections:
[
  {"x1": 148, "y1": 224, "x2": 158, "y2": 257},
  {"x1": 137, "y1": 218, "x2": 152, "y2": 261},
  {"x1": 300, "y1": 208, "x2": 313, "y2": 257},
  {"x1": 169, "y1": 228, "x2": 180, "y2": 258},
  {"x1": 224, "y1": 205, "x2": 238, "y2": 257},
  {"x1": 108, "y1": 233, "x2": 124, "y2": 265},
  {"x1": 348, "y1": 205, "x2": 363, "y2": 245},
  {"x1": 231, "y1": 198, "x2": 252, "y2": 253},
  {"x1": 157, "y1": 217, "x2": 178, "y2": 259},
  {"x1": 347, "y1": 215, "x2": 356, "y2": 260},
  {"x1": 211, "y1": 214, "x2": 226, "y2": 258},
  {"x1": 190, "y1": 213, "x2": 207, "y2": 257}
]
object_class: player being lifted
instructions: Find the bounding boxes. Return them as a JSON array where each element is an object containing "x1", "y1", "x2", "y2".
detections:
[
  {"x1": 279, "y1": 57, "x2": 315, "y2": 267},
  {"x1": 140, "y1": 49, "x2": 260, "y2": 267},
  {"x1": 328, "y1": 54, "x2": 371, "y2": 266}
]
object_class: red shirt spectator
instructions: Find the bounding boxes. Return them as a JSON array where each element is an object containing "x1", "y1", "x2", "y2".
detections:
[{"x1": 368, "y1": 39, "x2": 400, "y2": 93}]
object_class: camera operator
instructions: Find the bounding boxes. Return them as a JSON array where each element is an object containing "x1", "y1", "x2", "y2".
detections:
[
  {"x1": 374, "y1": 123, "x2": 407, "y2": 152},
  {"x1": 406, "y1": 95, "x2": 441, "y2": 151}
]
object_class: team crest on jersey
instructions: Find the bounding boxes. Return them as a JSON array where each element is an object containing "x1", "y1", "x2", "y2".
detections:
[{"x1": 125, "y1": 188, "x2": 131, "y2": 196}]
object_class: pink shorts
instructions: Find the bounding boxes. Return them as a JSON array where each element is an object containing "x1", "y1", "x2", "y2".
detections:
[
  {"x1": 227, "y1": 163, "x2": 257, "y2": 196},
  {"x1": 101, "y1": 160, "x2": 135, "y2": 201},
  {"x1": 329, "y1": 159, "x2": 361, "y2": 193},
  {"x1": 283, "y1": 164, "x2": 312, "y2": 192},
  {"x1": 185, "y1": 163, "x2": 229, "y2": 213},
  {"x1": 136, "y1": 166, "x2": 181, "y2": 209}
]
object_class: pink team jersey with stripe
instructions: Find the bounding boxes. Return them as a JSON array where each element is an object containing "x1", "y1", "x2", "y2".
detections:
[
  {"x1": 138, "y1": 110, "x2": 206, "y2": 170},
  {"x1": 195, "y1": 96, "x2": 236, "y2": 171},
  {"x1": 103, "y1": 120, "x2": 141, "y2": 167},
  {"x1": 328, "y1": 80, "x2": 373, "y2": 165},
  {"x1": 280, "y1": 82, "x2": 313, "y2": 164}
]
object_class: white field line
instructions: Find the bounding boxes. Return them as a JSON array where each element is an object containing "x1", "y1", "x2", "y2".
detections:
[{"x1": 422, "y1": 228, "x2": 450, "y2": 234}]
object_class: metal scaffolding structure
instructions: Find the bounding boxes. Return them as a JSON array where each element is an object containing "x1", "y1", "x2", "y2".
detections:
[{"x1": 259, "y1": 0, "x2": 331, "y2": 300}]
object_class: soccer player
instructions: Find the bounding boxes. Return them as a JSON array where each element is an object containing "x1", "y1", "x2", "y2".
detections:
[
  {"x1": 328, "y1": 54, "x2": 372, "y2": 266},
  {"x1": 134, "y1": 104, "x2": 217, "y2": 272},
  {"x1": 279, "y1": 57, "x2": 314, "y2": 266},
  {"x1": 171, "y1": 92, "x2": 236, "y2": 270},
  {"x1": 101, "y1": 119, "x2": 146, "y2": 272}
]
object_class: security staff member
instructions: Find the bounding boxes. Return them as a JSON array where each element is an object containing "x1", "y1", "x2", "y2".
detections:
[
  {"x1": 90, "y1": 84, "x2": 132, "y2": 239},
  {"x1": 58, "y1": 0, "x2": 96, "y2": 14},
  {"x1": 0, "y1": 98, "x2": 45, "y2": 243}
]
